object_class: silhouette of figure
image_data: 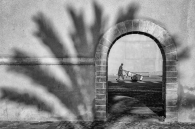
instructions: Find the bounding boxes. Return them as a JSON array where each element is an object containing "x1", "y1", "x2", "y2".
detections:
[{"x1": 117, "y1": 63, "x2": 124, "y2": 81}]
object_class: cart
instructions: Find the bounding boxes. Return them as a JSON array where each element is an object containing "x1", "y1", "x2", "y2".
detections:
[{"x1": 123, "y1": 70, "x2": 143, "y2": 82}]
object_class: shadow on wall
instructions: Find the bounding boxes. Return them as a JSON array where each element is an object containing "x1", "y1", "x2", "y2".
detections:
[
  {"x1": 116, "y1": 2, "x2": 139, "y2": 23},
  {"x1": 67, "y1": 3, "x2": 108, "y2": 57},
  {"x1": 0, "y1": 1, "x2": 122, "y2": 122},
  {"x1": 0, "y1": 1, "x2": 108, "y2": 121},
  {"x1": 0, "y1": 0, "x2": 192, "y2": 127},
  {"x1": 170, "y1": 35, "x2": 191, "y2": 114}
]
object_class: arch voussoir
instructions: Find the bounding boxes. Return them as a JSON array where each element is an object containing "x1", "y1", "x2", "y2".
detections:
[
  {"x1": 137, "y1": 20, "x2": 149, "y2": 32},
  {"x1": 96, "y1": 43, "x2": 109, "y2": 54},
  {"x1": 116, "y1": 22, "x2": 127, "y2": 34},
  {"x1": 124, "y1": 20, "x2": 133, "y2": 32},
  {"x1": 145, "y1": 21, "x2": 157, "y2": 35},
  {"x1": 164, "y1": 44, "x2": 177, "y2": 54},
  {"x1": 166, "y1": 52, "x2": 177, "y2": 61},
  {"x1": 132, "y1": 19, "x2": 141, "y2": 31},
  {"x1": 103, "y1": 26, "x2": 121, "y2": 44}
]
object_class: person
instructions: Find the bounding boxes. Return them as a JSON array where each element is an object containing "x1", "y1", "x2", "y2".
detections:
[{"x1": 117, "y1": 63, "x2": 124, "y2": 81}]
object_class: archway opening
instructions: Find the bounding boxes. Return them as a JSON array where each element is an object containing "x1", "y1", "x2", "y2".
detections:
[{"x1": 107, "y1": 33, "x2": 165, "y2": 120}]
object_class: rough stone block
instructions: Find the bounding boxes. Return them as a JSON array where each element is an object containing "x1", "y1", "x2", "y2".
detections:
[
  {"x1": 152, "y1": 25, "x2": 162, "y2": 38},
  {"x1": 95, "y1": 83, "x2": 104, "y2": 88},
  {"x1": 95, "y1": 60, "x2": 107, "y2": 66},
  {"x1": 96, "y1": 72, "x2": 107, "y2": 76},
  {"x1": 124, "y1": 20, "x2": 133, "y2": 32},
  {"x1": 166, "y1": 61, "x2": 176, "y2": 66},
  {"x1": 165, "y1": 112, "x2": 178, "y2": 122},
  {"x1": 166, "y1": 90, "x2": 177, "y2": 99},
  {"x1": 138, "y1": 20, "x2": 148, "y2": 32},
  {"x1": 95, "y1": 100, "x2": 106, "y2": 105},
  {"x1": 166, "y1": 52, "x2": 177, "y2": 61},
  {"x1": 116, "y1": 22, "x2": 127, "y2": 34},
  {"x1": 96, "y1": 76, "x2": 106, "y2": 82},
  {"x1": 96, "y1": 43, "x2": 109, "y2": 53},
  {"x1": 146, "y1": 21, "x2": 156, "y2": 35},
  {"x1": 94, "y1": 116, "x2": 106, "y2": 121},
  {"x1": 103, "y1": 83, "x2": 106, "y2": 88},
  {"x1": 156, "y1": 28, "x2": 171, "y2": 45},
  {"x1": 166, "y1": 65, "x2": 176, "y2": 71},
  {"x1": 164, "y1": 36, "x2": 175, "y2": 47},
  {"x1": 95, "y1": 105, "x2": 106, "y2": 111},
  {"x1": 164, "y1": 44, "x2": 176, "y2": 54},
  {"x1": 166, "y1": 72, "x2": 177, "y2": 78},
  {"x1": 96, "y1": 94, "x2": 106, "y2": 99},
  {"x1": 95, "y1": 111, "x2": 106, "y2": 117},
  {"x1": 166, "y1": 99, "x2": 177, "y2": 106},
  {"x1": 166, "y1": 106, "x2": 178, "y2": 112},
  {"x1": 132, "y1": 19, "x2": 140, "y2": 31},
  {"x1": 166, "y1": 83, "x2": 178, "y2": 90},
  {"x1": 99, "y1": 38, "x2": 111, "y2": 47},
  {"x1": 95, "y1": 82, "x2": 106, "y2": 89},
  {"x1": 95, "y1": 52, "x2": 107, "y2": 60},
  {"x1": 103, "y1": 26, "x2": 121, "y2": 43},
  {"x1": 166, "y1": 77, "x2": 177, "y2": 83},
  {"x1": 166, "y1": 110, "x2": 177, "y2": 115},
  {"x1": 156, "y1": 29, "x2": 169, "y2": 44},
  {"x1": 95, "y1": 66, "x2": 106, "y2": 72},
  {"x1": 96, "y1": 89, "x2": 106, "y2": 94},
  {"x1": 166, "y1": 90, "x2": 178, "y2": 107}
]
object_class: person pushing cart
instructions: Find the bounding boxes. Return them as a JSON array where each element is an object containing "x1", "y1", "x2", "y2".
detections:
[{"x1": 116, "y1": 63, "x2": 143, "y2": 82}]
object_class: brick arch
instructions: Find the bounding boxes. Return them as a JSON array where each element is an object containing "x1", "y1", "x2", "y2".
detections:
[{"x1": 95, "y1": 20, "x2": 178, "y2": 122}]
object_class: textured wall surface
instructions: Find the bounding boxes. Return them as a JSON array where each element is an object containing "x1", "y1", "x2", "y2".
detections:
[{"x1": 0, "y1": 0, "x2": 195, "y2": 122}]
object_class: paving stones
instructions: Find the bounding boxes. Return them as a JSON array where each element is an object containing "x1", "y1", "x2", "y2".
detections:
[{"x1": 0, "y1": 121, "x2": 195, "y2": 129}]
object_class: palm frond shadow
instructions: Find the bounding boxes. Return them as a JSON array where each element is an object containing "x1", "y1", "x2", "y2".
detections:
[
  {"x1": 0, "y1": 1, "x2": 191, "y2": 128},
  {"x1": 116, "y1": 3, "x2": 139, "y2": 24},
  {"x1": 0, "y1": 2, "x2": 107, "y2": 122},
  {"x1": 68, "y1": 2, "x2": 106, "y2": 57},
  {"x1": 7, "y1": 50, "x2": 83, "y2": 117},
  {"x1": 0, "y1": 87, "x2": 52, "y2": 113}
]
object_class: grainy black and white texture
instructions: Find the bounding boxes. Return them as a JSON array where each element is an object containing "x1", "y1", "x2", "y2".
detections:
[{"x1": 0, "y1": 0, "x2": 195, "y2": 128}]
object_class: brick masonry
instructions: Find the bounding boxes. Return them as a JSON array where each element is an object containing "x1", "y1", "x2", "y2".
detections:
[{"x1": 95, "y1": 20, "x2": 178, "y2": 122}]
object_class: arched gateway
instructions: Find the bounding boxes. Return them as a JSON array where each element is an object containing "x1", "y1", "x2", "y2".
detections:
[{"x1": 95, "y1": 20, "x2": 178, "y2": 122}]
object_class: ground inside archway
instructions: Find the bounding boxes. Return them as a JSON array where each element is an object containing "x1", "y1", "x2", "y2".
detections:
[{"x1": 107, "y1": 75, "x2": 164, "y2": 122}]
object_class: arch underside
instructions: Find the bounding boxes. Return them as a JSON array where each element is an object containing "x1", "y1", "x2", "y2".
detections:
[{"x1": 95, "y1": 20, "x2": 178, "y2": 122}]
